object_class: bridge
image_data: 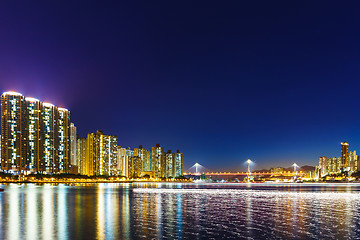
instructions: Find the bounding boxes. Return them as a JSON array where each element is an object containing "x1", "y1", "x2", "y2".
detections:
[
  {"x1": 183, "y1": 171, "x2": 303, "y2": 176},
  {"x1": 184, "y1": 163, "x2": 304, "y2": 177}
]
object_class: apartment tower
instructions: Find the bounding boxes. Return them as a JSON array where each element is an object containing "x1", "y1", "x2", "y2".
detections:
[{"x1": 1, "y1": 92, "x2": 27, "y2": 173}]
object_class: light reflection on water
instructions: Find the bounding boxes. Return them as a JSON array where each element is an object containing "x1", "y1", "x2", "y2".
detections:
[{"x1": 0, "y1": 183, "x2": 360, "y2": 239}]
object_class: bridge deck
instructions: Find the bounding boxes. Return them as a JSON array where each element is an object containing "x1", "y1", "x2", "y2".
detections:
[{"x1": 184, "y1": 172, "x2": 304, "y2": 176}]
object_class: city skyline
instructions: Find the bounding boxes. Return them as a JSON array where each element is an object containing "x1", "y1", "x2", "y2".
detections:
[
  {"x1": 0, "y1": 90, "x2": 183, "y2": 178},
  {"x1": 0, "y1": 88, "x2": 356, "y2": 172},
  {"x1": 2, "y1": 88, "x2": 357, "y2": 171},
  {"x1": 2, "y1": 89, "x2": 356, "y2": 174},
  {"x1": 2, "y1": 2, "x2": 360, "y2": 171}
]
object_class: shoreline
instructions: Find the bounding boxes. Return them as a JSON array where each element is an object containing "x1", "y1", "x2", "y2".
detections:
[
  {"x1": 0, "y1": 180, "x2": 190, "y2": 184},
  {"x1": 0, "y1": 181, "x2": 360, "y2": 185}
]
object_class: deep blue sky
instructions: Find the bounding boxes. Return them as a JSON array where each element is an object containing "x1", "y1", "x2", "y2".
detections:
[{"x1": 1, "y1": 1, "x2": 360, "y2": 171}]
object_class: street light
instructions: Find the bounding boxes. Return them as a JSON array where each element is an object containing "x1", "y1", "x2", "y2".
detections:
[
  {"x1": 292, "y1": 163, "x2": 298, "y2": 173},
  {"x1": 194, "y1": 163, "x2": 200, "y2": 175},
  {"x1": 246, "y1": 159, "x2": 252, "y2": 182},
  {"x1": 292, "y1": 163, "x2": 299, "y2": 181}
]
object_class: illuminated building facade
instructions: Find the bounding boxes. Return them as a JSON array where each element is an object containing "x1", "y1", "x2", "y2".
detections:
[
  {"x1": 335, "y1": 157, "x2": 342, "y2": 173},
  {"x1": 85, "y1": 130, "x2": 118, "y2": 176},
  {"x1": 93, "y1": 131, "x2": 103, "y2": 175},
  {"x1": 130, "y1": 146, "x2": 145, "y2": 177},
  {"x1": 318, "y1": 142, "x2": 353, "y2": 177},
  {"x1": 70, "y1": 123, "x2": 77, "y2": 166},
  {"x1": 129, "y1": 155, "x2": 141, "y2": 178},
  {"x1": 165, "y1": 150, "x2": 174, "y2": 178},
  {"x1": 137, "y1": 145, "x2": 151, "y2": 172},
  {"x1": 1, "y1": 91, "x2": 71, "y2": 174},
  {"x1": 349, "y1": 151, "x2": 358, "y2": 173},
  {"x1": 77, "y1": 137, "x2": 87, "y2": 175},
  {"x1": 26, "y1": 97, "x2": 41, "y2": 172},
  {"x1": 270, "y1": 167, "x2": 284, "y2": 174},
  {"x1": 134, "y1": 145, "x2": 150, "y2": 174},
  {"x1": 103, "y1": 134, "x2": 118, "y2": 176},
  {"x1": 85, "y1": 133, "x2": 96, "y2": 176},
  {"x1": 318, "y1": 157, "x2": 327, "y2": 177},
  {"x1": 118, "y1": 147, "x2": 131, "y2": 177},
  {"x1": 41, "y1": 103, "x2": 57, "y2": 173},
  {"x1": 115, "y1": 146, "x2": 183, "y2": 178},
  {"x1": 86, "y1": 132, "x2": 97, "y2": 175},
  {"x1": 341, "y1": 142, "x2": 349, "y2": 170},
  {"x1": 325, "y1": 157, "x2": 341, "y2": 175},
  {"x1": 1, "y1": 92, "x2": 27, "y2": 173},
  {"x1": 116, "y1": 146, "x2": 122, "y2": 176},
  {"x1": 39, "y1": 103, "x2": 59, "y2": 173},
  {"x1": 0, "y1": 92, "x2": 184, "y2": 177},
  {"x1": 151, "y1": 144, "x2": 165, "y2": 177},
  {"x1": 57, "y1": 108, "x2": 70, "y2": 173},
  {"x1": 174, "y1": 150, "x2": 183, "y2": 177}
]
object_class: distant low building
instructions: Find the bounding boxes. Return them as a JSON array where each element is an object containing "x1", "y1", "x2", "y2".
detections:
[{"x1": 270, "y1": 167, "x2": 284, "y2": 174}]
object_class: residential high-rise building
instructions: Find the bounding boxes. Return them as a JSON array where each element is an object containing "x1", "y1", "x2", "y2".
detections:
[
  {"x1": 137, "y1": 145, "x2": 151, "y2": 172},
  {"x1": 134, "y1": 145, "x2": 149, "y2": 174},
  {"x1": 85, "y1": 132, "x2": 96, "y2": 176},
  {"x1": 341, "y1": 142, "x2": 349, "y2": 170},
  {"x1": 326, "y1": 157, "x2": 333, "y2": 174},
  {"x1": 327, "y1": 157, "x2": 342, "y2": 174},
  {"x1": 70, "y1": 123, "x2": 77, "y2": 167},
  {"x1": 151, "y1": 144, "x2": 165, "y2": 177},
  {"x1": 103, "y1": 134, "x2": 118, "y2": 176},
  {"x1": 1, "y1": 92, "x2": 27, "y2": 173},
  {"x1": 77, "y1": 137, "x2": 87, "y2": 175},
  {"x1": 118, "y1": 147, "x2": 131, "y2": 177},
  {"x1": 145, "y1": 150, "x2": 151, "y2": 171},
  {"x1": 41, "y1": 103, "x2": 57, "y2": 173},
  {"x1": 25, "y1": 97, "x2": 41, "y2": 173},
  {"x1": 129, "y1": 155, "x2": 141, "y2": 178},
  {"x1": 94, "y1": 131, "x2": 103, "y2": 175},
  {"x1": 85, "y1": 130, "x2": 118, "y2": 176},
  {"x1": 163, "y1": 149, "x2": 183, "y2": 178},
  {"x1": 1, "y1": 91, "x2": 71, "y2": 174},
  {"x1": 57, "y1": 108, "x2": 70, "y2": 173},
  {"x1": 336, "y1": 157, "x2": 342, "y2": 173},
  {"x1": 318, "y1": 156, "x2": 327, "y2": 177},
  {"x1": 174, "y1": 150, "x2": 183, "y2": 177},
  {"x1": 0, "y1": 91, "x2": 185, "y2": 178},
  {"x1": 131, "y1": 145, "x2": 147, "y2": 177},
  {"x1": 315, "y1": 166, "x2": 320, "y2": 179},
  {"x1": 116, "y1": 146, "x2": 123, "y2": 176},
  {"x1": 165, "y1": 150, "x2": 174, "y2": 178},
  {"x1": 349, "y1": 151, "x2": 358, "y2": 173}
]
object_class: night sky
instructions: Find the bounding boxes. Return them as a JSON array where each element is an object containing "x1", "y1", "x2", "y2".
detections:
[{"x1": 1, "y1": 1, "x2": 360, "y2": 171}]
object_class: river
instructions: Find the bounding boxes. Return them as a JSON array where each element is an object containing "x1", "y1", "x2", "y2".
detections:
[{"x1": 0, "y1": 183, "x2": 359, "y2": 239}]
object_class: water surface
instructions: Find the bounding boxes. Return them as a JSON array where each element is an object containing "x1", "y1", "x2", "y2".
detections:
[{"x1": 0, "y1": 183, "x2": 359, "y2": 239}]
